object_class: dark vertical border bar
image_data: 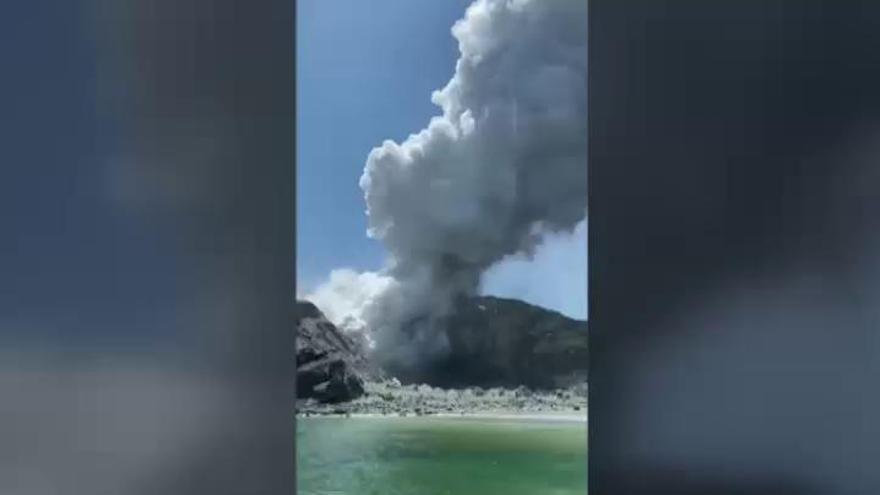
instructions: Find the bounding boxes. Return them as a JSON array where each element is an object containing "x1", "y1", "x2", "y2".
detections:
[
  {"x1": 590, "y1": 1, "x2": 880, "y2": 494},
  {"x1": 0, "y1": 0, "x2": 294, "y2": 493},
  {"x1": 95, "y1": 0, "x2": 298, "y2": 493}
]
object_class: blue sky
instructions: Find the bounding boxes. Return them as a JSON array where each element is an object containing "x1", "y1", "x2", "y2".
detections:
[
  {"x1": 296, "y1": 0, "x2": 588, "y2": 320},
  {"x1": 296, "y1": 0, "x2": 472, "y2": 292}
]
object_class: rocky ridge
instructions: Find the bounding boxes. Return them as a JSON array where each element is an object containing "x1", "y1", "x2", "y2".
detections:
[{"x1": 391, "y1": 295, "x2": 589, "y2": 389}]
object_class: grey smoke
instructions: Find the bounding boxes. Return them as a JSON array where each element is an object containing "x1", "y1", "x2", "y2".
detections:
[{"x1": 309, "y1": 0, "x2": 588, "y2": 364}]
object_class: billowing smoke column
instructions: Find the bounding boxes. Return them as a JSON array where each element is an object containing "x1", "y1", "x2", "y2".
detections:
[{"x1": 309, "y1": 0, "x2": 587, "y2": 368}]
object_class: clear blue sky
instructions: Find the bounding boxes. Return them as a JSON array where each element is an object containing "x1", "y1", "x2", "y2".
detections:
[{"x1": 296, "y1": 0, "x2": 473, "y2": 293}]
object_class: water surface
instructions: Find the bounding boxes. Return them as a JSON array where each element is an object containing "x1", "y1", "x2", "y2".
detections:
[{"x1": 297, "y1": 416, "x2": 587, "y2": 495}]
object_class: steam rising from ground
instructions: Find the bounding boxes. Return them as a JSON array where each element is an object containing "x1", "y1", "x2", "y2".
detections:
[
  {"x1": 305, "y1": 269, "x2": 395, "y2": 348},
  {"x1": 306, "y1": 0, "x2": 587, "y2": 364}
]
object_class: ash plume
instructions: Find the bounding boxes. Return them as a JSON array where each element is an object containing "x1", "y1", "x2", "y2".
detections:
[{"x1": 307, "y1": 0, "x2": 588, "y2": 367}]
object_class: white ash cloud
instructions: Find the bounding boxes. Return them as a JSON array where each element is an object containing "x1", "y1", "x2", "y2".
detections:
[
  {"x1": 306, "y1": 0, "x2": 587, "y2": 360},
  {"x1": 304, "y1": 269, "x2": 396, "y2": 345}
]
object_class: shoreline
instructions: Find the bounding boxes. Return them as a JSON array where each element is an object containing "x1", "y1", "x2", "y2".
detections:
[
  {"x1": 297, "y1": 409, "x2": 587, "y2": 423},
  {"x1": 297, "y1": 380, "x2": 588, "y2": 420}
]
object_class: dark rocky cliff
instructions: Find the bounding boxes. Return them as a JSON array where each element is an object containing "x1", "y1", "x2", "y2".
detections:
[{"x1": 295, "y1": 301, "x2": 377, "y2": 403}]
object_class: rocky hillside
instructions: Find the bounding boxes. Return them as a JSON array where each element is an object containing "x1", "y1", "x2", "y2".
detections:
[
  {"x1": 391, "y1": 296, "x2": 589, "y2": 390},
  {"x1": 295, "y1": 301, "x2": 378, "y2": 403},
  {"x1": 296, "y1": 296, "x2": 588, "y2": 405}
]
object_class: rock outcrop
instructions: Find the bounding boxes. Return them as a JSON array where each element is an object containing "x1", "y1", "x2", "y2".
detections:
[{"x1": 296, "y1": 301, "x2": 376, "y2": 403}]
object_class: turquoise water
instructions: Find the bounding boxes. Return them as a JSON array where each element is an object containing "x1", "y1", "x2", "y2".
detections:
[{"x1": 297, "y1": 417, "x2": 587, "y2": 495}]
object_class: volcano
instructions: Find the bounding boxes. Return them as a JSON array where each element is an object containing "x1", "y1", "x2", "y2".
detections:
[
  {"x1": 389, "y1": 296, "x2": 588, "y2": 389},
  {"x1": 296, "y1": 296, "x2": 588, "y2": 402}
]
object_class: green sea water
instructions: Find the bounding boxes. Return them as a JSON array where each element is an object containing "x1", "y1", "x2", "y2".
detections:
[{"x1": 296, "y1": 416, "x2": 587, "y2": 495}]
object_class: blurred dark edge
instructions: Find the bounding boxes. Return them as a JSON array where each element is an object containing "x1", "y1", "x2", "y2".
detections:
[
  {"x1": 591, "y1": 1, "x2": 880, "y2": 494},
  {"x1": 1, "y1": 0, "x2": 295, "y2": 494}
]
